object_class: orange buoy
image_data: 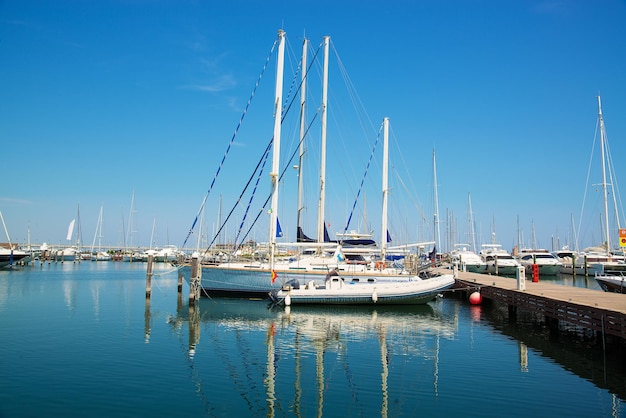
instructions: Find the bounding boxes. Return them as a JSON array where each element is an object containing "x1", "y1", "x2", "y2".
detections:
[{"x1": 469, "y1": 291, "x2": 482, "y2": 305}]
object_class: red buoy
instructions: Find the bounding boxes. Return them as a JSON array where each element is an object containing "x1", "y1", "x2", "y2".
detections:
[{"x1": 469, "y1": 291, "x2": 482, "y2": 305}]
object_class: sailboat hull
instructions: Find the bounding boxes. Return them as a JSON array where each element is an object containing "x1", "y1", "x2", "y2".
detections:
[
  {"x1": 271, "y1": 274, "x2": 455, "y2": 306},
  {"x1": 182, "y1": 260, "x2": 434, "y2": 299}
]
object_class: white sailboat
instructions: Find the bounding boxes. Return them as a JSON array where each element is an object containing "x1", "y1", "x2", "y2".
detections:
[
  {"x1": 269, "y1": 118, "x2": 455, "y2": 305},
  {"x1": 89, "y1": 206, "x2": 111, "y2": 261},
  {"x1": 0, "y1": 211, "x2": 29, "y2": 268},
  {"x1": 183, "y1": 31, "x2": 452, "y2": 299},
  {"x1": 59, "y1": 204, "x2": 83, "y2": 262},
  {"x1": 450, "y1": 193, "x2": 485, "y2": 273},
  {"x1": 588, "y1": 96, "x2": 626, "y2": 289}
]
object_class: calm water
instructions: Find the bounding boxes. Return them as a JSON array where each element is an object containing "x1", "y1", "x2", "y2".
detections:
[{"x1": 1, "y1": 262, "x2": 624, "y2": 417}]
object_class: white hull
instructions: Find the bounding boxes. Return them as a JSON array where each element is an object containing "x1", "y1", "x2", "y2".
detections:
[
  {"x1": 0, "y1": 249, "x2": 29, "y2": 268},
  {"x1": 184, "y1": 257, "x2": 427, "y2": 299},
  {"x1": 594, "y1": 273, "x2": 626, "y2": 293},
  {"x1": 271, "y1": 273, "x2": 455, "y2": 305},
  {"x1": 485, "y1": 263, "x2": 520, "y2": 276}
]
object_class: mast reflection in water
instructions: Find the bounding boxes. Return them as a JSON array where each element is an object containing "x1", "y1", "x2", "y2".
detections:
[
  {"x1": 0, "y1": 262, "x2": 623, "y2": 417},
  {"x1": 169, "y1": 299, "x2": 457, "y2": 417}
]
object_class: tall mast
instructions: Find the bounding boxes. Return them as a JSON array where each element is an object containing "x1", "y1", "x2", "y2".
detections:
[
  {"x1": 269, "y1": 29, "x2": 285, "y2": 267},
  {"x1": 381, "y1": 117, "x2": 390, "y2": 260},
  {"x1": 467, "y1": 192, "x2": 477, "y2": 251},
  {"x1": 98, "y1": 207, "x2": 104, "y2": 253},
  {"x1": 433, "y1": 149, "x2": 441, "y2": 252},
  {"x1": 317, "y1": 36, "x2": 330, "y2": 244},
  {"x1": 598, "y1": 95, "x2": 611, "y2": 255},
  {"x1": 296, "y1": 37, "x2": 308, "y2": 241}
]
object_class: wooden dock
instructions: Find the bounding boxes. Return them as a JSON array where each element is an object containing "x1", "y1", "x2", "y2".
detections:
[{"x1": 446, "y1": 268, "x2": 626, "y2": 341}]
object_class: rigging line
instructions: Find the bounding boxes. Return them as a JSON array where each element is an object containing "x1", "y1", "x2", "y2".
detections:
[
  {"x1": 201, "y1": 140, "x2": 274, "y2": 259},
  {"x1": 181, "y1": 38, "x2": 278, "y2": 249},
  {"x1": 390, "y1": 163, "x2": 427, "y2": 222},
  {"x1": 206, "y1": 50, "x2": 323, "y2": 255},
  {"x1": 342, "y1": 122, "x2": 384, "y2": 238},
  {"x1": 389, "y1": 124, "x2": 426, "y2": 218},
  {"x1": 233, "y1": 146, "x2": 272, "y2": 249},
  {"x1": 233, "y1": 112, "x2": 321, "y2": 252},
  {"x1": 331, "y1": 40, "x2": 379, "y2": 152},
  {"x1": 604, "y1": 131, "x2": 625, "y2": 229},
  {"x1": 577, "y1": 118, "x2": 600, "y2": 249}
]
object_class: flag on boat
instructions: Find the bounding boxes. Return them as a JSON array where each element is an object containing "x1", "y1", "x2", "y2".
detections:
[
  {"x1": 271, "y1": 270, "x2": 278, "y2": 283},
  {"x1": 276, "y1": 218, "x2": 283, "y2": 237}
]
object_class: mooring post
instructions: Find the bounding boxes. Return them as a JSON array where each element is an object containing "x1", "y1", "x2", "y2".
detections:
[
  {"x1": 145, "y1": 254, "x2": 154, "y2": 298},
  {"x1": 189, "y1": 255, "x2": 200, "y2": 305},
  {"x1": 178, "y1": 267, "x2": 184, "y2": 294},
  {"x1": 144, "y1": 298, "x2": 151, "y2": 343},
  {"x1": 516, "y1": 265, "x2": 526, "y2": 291}
]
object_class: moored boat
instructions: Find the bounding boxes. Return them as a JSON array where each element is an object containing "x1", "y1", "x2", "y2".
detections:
[
  {"x1": 0, "y1": 247, "x2": 29, "y2": 269},
  {"x1": 594, "y1": 272, "x2": 626, "y2": 293},
  {"x1": 269, "y1": 269, "x2": 455, "y2": 306},
  {"x1": 450, "y1": 244, "x2": 485, "y2": 273},
  {"x1": 480, "y1": 244, "x2": 521, "y2": 276},
  {"x1": 517, "y1": 249, "x2": 561, "y2": 276}
]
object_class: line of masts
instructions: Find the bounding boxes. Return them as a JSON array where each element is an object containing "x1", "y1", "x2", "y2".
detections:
[{"x1": 267, "y1": 31, "x2": 403, "y2": 270}]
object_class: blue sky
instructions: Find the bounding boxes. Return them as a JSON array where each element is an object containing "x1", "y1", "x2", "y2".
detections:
[{"x1": 2, "y1": 0, "x2": 625, "y2": 253}]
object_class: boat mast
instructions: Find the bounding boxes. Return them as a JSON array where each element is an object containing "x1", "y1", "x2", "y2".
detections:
[
  {"x1": 269, "y1": 29, "x2": 285, "y2": 267},
  {"x1": 316, "y1": 36, "x2": 330, "y2": 245},
  {"x1": 381, "y1": 117, "x2": 389, "y2": 260},
  {"x1": 598, "y1": 95, "x2": 611, "y2": 255},
  {"x1": 126, "y1": 190, "x2": 135, "y2": 251},
  {"x1": 149, "y1": 217, "x2": 156, "y2": 251},
  {"x1": 296, "y1": 37, "x2": 308, "y2": 243},
  {"x1": 467, "y1": 193, "x2": 477, "y2": 251},
  {"x1": 432, "y1": 149, "x2": 441, "y2": 252},
  {"x1": 98, "y1": 207, "x2": 104, "y2": 254},
  {"x1": 91, "y1": 206, "x2": 103, "y2": 254},
  {"x1": 0, "y1": 211, "x2": 13, "y2": 250}
]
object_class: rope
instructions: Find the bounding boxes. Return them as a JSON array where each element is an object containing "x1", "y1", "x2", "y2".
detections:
[
  {"x1": 200, "y1": 140, "x2": 273, "y2": 259},
  {"x1": 233, "y1": 145, "x2": 272, "y2": 248},
  {"x1": 233, "y1": 112, "x2": 319, "y2": 253},
  {"x1": 207, "y1": 43, "x2": 323, "y2": 255},
  {"x1": 181, "y1": 38, "x2": 278, "y2": 249},
  {"x1": 341, "y1": 121, "x2": 383, "y2": 239}
]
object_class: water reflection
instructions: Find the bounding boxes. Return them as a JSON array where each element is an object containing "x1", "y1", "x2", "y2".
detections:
[
  {"x1": 473, "y1": 299, "x2": 626, "y2": 401},
  {"x1": 167, "y1": 299, "x2": 458, "y2": 416}
]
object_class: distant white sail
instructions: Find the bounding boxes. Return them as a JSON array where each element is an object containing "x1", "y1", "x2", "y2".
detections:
[{"x1": 66, "y1": 219, "x2": 75, "y2": 241}]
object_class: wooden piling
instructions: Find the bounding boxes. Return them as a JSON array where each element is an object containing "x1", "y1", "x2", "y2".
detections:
[
  {"x1": 145, "y1": 254, "x2": 154, "y2": 298},
  {"x1": 178, "y1": 268, "x2": 184, "y2": 293},
  {"x1": 144, "y1": 298, "x2": 151, "y2": 343},
  {"x1": 189, "y1": 255, "x2": 200, "y2": 305}
]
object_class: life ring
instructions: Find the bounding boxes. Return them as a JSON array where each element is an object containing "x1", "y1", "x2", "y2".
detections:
[{"x1": 375, "y1": 261, "x2": 386, "y2": 270}]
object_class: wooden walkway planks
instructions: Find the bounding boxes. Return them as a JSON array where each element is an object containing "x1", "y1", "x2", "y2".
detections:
[{"x1": 443, "y1": 268, "x2": 626, "y2": 340}]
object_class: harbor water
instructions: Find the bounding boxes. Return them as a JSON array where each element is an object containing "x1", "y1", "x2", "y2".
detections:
[{"x1": 1, "y1": 261, "x2": 624, "y2": 417}]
